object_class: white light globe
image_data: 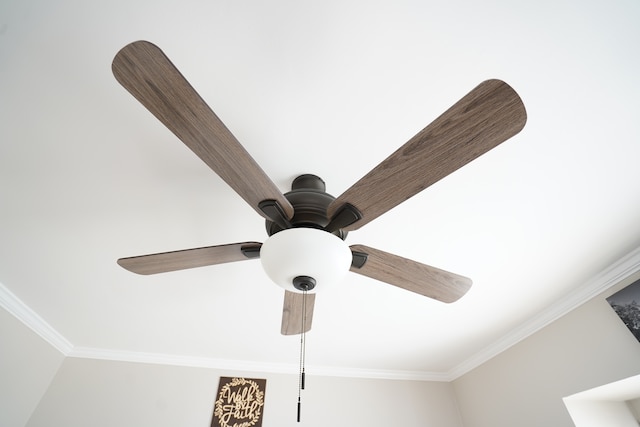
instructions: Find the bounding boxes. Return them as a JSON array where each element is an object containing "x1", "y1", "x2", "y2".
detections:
[{"x1": 260, "y1": 228, "x2": 352, "y2": 293}]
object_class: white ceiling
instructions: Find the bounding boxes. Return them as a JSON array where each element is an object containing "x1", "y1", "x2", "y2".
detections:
[{"x1": 2, "y1": 0, "x2": 640, "y2": 380}]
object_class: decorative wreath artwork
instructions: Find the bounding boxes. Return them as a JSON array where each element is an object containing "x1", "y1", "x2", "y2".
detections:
[{"x1": 211, "y1": 377, "x2": 266, "y2": 427}]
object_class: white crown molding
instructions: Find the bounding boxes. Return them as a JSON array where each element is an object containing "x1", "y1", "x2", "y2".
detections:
[
  {"x1": 3, "y1": 245, "x2": 640, "y2": 382},
  {"x1": 446, "y1": 245, "x2": 640, "y2": 381},
  {"x1": 0, "y1": 282, "x2": 447, "y2": 380},
  {"x1": 68, "y1": 347, "x2": 299, "y2": 374},
  {"x1": 0, "y1": 282, "x2": 73, "y2": 355},
  {"x1": 68, "y1": 346, "x2": 449, "y2": 381}
]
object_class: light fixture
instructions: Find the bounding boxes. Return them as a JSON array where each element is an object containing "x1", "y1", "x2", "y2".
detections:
[
  {"x1": 260, "y1": 227, "x2": 352, "y2": 292},
  {"x1": 258, "y1": 181, "x2": 354, "y2": 422}
]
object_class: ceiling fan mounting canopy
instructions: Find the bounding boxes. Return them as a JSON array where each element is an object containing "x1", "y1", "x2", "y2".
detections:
[{"x1": 112, "y1": 40, "x2": 527, "y2": 335}]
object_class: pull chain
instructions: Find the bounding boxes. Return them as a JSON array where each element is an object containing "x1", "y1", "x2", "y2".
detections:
[{"x1": 297, "y1": 289, "x2": 307, "y2": 422}]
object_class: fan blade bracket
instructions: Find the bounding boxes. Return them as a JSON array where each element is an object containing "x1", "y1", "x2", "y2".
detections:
[
  {"x1": 258, "y1": 199, "x2": 293, "y2": 230},
  {"x1": 324, "y1": 203, "x2": 362, "y2": 233},
  {"x1": 350, "y1": 250, "x2": 368, "y2": 269},
  {"x1": 240, "y1": 244, "x2": 262, "y2": 259}
]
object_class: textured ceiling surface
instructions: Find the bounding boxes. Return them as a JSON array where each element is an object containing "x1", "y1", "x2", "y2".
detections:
[{"x1": 1, "y1": 0, "x2": 640, "y2": 379}]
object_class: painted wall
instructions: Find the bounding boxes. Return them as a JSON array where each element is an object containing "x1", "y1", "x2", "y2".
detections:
[
  {"x1": 25, "y1": 357, "x2": 463, "y2": 427},
  {"x1": 0, "y1": 307, "x2": 65, "y2": 427},
  {"x1": 452, "y1": 273, "x2": 640, "y2": 427}
]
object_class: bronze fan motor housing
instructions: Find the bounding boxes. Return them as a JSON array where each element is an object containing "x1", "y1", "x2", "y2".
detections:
[{"x1": 264, "y1": 174, "x2": 347, "y2": 240}]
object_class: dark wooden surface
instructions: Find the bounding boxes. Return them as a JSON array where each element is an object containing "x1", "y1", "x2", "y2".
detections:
[
  {"x1": 117, "y1": 242, "x2": 262, "y2": 275},
  {"x1": 112, "y1": 41, "x2": 294, "y2": 221},
  {"x1": 349, "y1": 244, "x2": 472, "y2": 303},
  {"x1": 328, "y1": 79, "x2": 527, "y2": 231},
  {"x1": 212, "y1": 377, "x2": 266, "y2": 427},
  {"x1": 281, "y1": 291, "x2": 315, "y2": 335}
]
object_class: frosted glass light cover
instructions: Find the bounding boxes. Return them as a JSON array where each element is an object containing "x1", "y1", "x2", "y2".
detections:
[{"x1": 260, "y1": 228, "x2": 352, "y2": 293}]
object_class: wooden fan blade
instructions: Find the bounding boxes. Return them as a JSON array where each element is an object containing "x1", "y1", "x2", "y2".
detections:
[
  {"x1": 117, "y1": 242, "x2": 262, "y2": 275},
  {"x1": 281, "y1": 291, "x2": 316, "y2": 335},
  {"x1": 327, "y1": 79, "x2": 526, "y2": 231},
  {"x1": 112, "y1": 41, "x2": 294, "y2": 222},
  {"x1": 349, "y1": 244, "x2": 471, "y2": 303}
]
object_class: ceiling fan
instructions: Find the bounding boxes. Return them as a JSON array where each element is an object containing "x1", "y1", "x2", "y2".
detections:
[{"x1": 113, "y1": 41, "x2": 527, "y2": 336}]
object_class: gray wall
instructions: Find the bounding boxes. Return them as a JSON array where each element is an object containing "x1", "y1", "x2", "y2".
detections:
[
  {"x1": 25, "y1": 357, "x2": 462, "y2": 427},
  {"x1": 0, "y1": 307, "x2": 65, "y2": 427},
  {"x1": 453, "y1": 273, "x2": 640, "y2": 427}
]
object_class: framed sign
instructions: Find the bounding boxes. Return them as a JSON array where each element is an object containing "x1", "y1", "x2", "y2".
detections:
[
  {"x1": 212, "y1": 377, "x2": 266, "y2": 427},
  {"x1": 607, "y1": 278, "x2": 640, "y2": 342}
]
